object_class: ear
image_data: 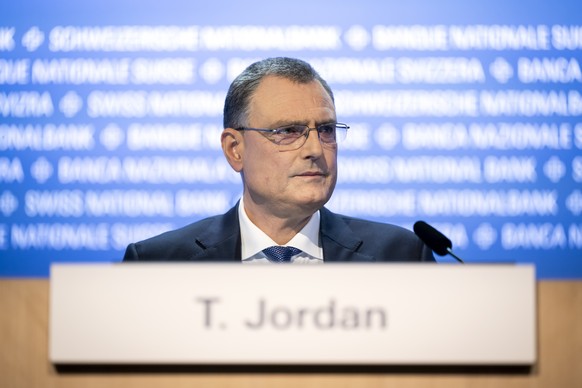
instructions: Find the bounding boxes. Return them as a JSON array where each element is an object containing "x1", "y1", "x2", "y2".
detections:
[{"x1": 221, "y1": 128, "x2": 244, "y2": 172}]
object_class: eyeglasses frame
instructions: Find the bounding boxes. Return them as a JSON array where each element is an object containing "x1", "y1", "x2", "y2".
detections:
[{"x1": 234, "y1": 122, "x2": 349, "y2": 151}]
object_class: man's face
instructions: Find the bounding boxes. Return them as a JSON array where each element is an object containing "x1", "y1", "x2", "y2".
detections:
[{"x1": 238, "y1": 76, "x2": 338, "y2": 220}]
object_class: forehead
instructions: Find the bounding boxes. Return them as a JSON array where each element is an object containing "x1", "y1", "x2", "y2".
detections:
[{"x1": 248, "y1": 76, "x2": 335, "y2": 125}]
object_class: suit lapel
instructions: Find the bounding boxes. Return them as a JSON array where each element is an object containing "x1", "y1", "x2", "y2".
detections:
[
  {"x1": 320, "y1": 207, "x2": 375, "y2": 262},
  {"x1": 189, "y1": 204, "x2": 241, "y2": 261},
  {"x1": 187, "y1": 205, "x2": 373, "y2": 262}
]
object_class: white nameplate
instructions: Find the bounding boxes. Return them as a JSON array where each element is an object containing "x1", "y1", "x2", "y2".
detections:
[{"x1": 50, "y1": 263, "x2": 536, "y2": 365}]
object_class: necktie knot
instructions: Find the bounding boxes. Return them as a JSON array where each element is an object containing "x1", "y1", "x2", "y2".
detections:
[{"x1": 262, "y1": 246, "x2": 302, "y2": 263}]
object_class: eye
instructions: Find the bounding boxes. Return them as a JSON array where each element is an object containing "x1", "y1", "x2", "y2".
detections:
[
  {"x1": 318, "y1": 124, "x2": 336, "y2": 135},
  {"x1": 275, "y1": 125, "x2": 305, "y2": 136}
]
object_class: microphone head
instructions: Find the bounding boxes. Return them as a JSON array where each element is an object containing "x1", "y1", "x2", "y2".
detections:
[{"x1": 413, "y1": 221, "x2": 452, "y2": 256}]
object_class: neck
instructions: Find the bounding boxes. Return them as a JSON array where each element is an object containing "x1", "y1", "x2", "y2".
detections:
[{"x1": 242, "y1": 198, "x2": 314, "y2": 245}]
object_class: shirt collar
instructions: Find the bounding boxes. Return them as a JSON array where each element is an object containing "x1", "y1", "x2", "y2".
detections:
[{"x1": 238, "y1": 197, "x2": 322, "y2": 260}]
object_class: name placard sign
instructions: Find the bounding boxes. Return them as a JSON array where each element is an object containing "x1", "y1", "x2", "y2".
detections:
[{"x1": 50, "y1": 263, "x2": 536, "y2": 365}]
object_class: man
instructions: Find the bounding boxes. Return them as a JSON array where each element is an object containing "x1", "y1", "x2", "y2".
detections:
[{"x1": 123, "y1": 57, "x2": 434, "y2": 263}]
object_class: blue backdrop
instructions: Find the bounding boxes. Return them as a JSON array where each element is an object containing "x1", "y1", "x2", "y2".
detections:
[{"x1": 1, "y1": 0, "x2": 581, "y2": 278}]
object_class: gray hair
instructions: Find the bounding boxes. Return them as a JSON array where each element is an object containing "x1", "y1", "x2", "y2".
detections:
[{"x1": 223, "y1": 57, "x2": 334, "y2": 129}]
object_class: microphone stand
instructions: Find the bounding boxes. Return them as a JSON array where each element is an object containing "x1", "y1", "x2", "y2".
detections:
[{"x1": 446, "y1": 247, "x2": 464, "y2": 264}]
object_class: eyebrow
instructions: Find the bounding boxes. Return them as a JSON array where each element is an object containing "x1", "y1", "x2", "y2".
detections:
[{"x1": 267, "y1": 119, "x2": 337, "y2": 129}]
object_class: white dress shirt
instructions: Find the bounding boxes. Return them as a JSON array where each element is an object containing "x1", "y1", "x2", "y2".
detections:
[{"x1": 238, "y1": 198, "x2": 323, "y2": 264}]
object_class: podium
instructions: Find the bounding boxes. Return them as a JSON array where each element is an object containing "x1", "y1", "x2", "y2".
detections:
[
  {"x1": 49, "y1": 263, "x2": 536, "y2": 366},
  {"x1": 3, "y1": 265, "x2": 582, "y2": 387}
]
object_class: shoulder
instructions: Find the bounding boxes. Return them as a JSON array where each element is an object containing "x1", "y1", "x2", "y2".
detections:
[
  {"x1": 123, "y1": 207, "x2": 238, "y2": 261},
  {"x1": 320, "y1": 207, "x2": 434, "y2": 262},
  {"x1": 321, "y1": 207, "x2": 415, "y2": 239},
  {"x1": 141, "y1": 214, "x2": 224, "y2": 246}
]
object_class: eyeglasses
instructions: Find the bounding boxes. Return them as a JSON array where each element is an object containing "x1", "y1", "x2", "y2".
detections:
[{"x1": 235, "y1": 123, "x2": 349, "y2": 151}]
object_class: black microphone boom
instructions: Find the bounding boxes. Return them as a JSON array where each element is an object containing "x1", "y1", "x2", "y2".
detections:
[{"x1": 413, "y1": 221, "x2": 464, "y2": 263}]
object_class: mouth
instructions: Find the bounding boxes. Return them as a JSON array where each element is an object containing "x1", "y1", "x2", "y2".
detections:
[{"x1": 295, "y1": 171, "x2": 327, "y2": 178}]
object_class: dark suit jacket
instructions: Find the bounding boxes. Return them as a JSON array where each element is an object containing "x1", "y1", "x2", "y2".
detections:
[{"x1": 123, "y1": 205, "x2": 435, "y2": 262}]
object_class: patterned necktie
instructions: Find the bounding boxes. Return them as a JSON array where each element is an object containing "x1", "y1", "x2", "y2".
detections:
[{"x1": 262, "y1": 246, "x2": 302, "y2": 263}]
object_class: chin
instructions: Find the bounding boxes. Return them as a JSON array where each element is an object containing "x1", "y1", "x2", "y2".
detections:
[{"x1": 295, "y1": 195, "x2": 330, "y2": 211}]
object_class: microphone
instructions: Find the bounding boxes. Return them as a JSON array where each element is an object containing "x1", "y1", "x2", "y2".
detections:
[{"x1": 413, "y1": 221, "x2": 464, "y2": 263}]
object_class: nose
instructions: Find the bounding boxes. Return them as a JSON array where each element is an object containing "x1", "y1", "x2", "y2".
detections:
[{"x1": 300, "y1": 128, "x2": 324, "y2": 158}]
